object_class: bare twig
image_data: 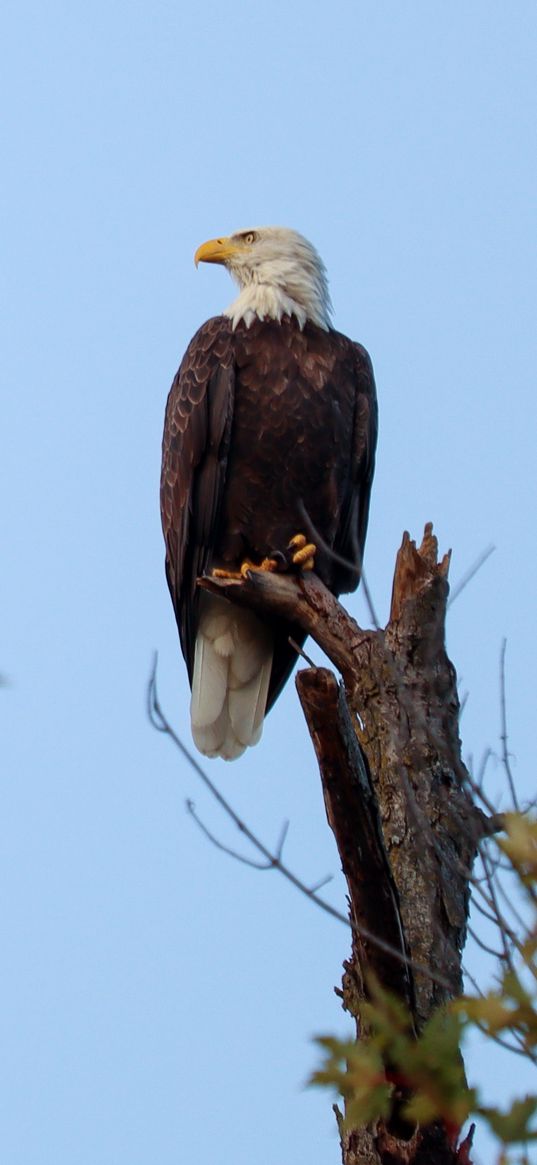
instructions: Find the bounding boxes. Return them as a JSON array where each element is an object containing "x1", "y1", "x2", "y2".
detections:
[
  {"x1": 491, "y1": 866, "x2": 530, "y2": 933},
  {"x1": 309, "y1": 873, "x2": 334, "y2": 893},
  {"x1": 480, "y1": 846, "x2": 516, "y2": 974},
  {"x1": 461, "y1": 965, "x2": 535, "y2": 1060},
  {"x1": 500, "y1": 639, "x2": 520, "y2": 812},
  {"x1": 469, "y1": 863, "x2": 525, "y2": 958},
  {"x1": 463, "y1": 765, "x2": 505, "y2": 828},
  {"x1": 469, "y1": 891, "x2": 503, "y2": 928},
  {"x1": 467, "y1": 924, "x2": 505, "y2": 962},
  {"x1": 476, "y1": 748, "x2": 494, "y2": 794},
  {"x1": 275, "y1": 819, "x2": 290, "y2": 860},
  {"x1": 288, "y1": 637, "x2": 315, "y2": 667},
  {"x1": 358, "y1": 567, "x2": 383, "y2": 634},
  {"x1": 186, "y1": 800, "x2": 279, "y2": 870},
  {"x1": 148, "y1": 654, "x2": 351, "y2": 927},
  {"x1": 297, "y1": 498, "x2": 382, "y2": 630},
  {"x1": 447, "y1": 544, "x2": 495, "y2": 607}
]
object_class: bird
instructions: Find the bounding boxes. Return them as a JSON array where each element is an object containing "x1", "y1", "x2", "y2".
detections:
[{"x1": 161, "y1": 226, "x2": 377, "y2": 760}]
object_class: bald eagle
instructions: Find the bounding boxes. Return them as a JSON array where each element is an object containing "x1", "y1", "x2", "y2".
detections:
[{"x1": 161, "y1": 227, "x2": 377, "y2": 760}]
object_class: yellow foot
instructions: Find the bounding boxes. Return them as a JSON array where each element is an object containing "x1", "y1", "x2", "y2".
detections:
[
  {"x1": 287, "y1": 533, "x2": 317, "y2": 572},
  {"x1": 212, "y1": 557, "x2": 279, "y2": 581},
  {"x1": 211, "y1": 567, "x2": 243, "y2": 580}
]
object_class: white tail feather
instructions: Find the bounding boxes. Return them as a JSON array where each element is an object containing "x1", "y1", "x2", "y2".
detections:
[
  {"x1": 190, "y1": 634, "x2": 228, "y2": 729},
  {"x1": 228, "y1": 657, "x2": 272, "y2": 745},
  {"x1": 190, "y1": 595, "x2": 273, "y2": 760}
]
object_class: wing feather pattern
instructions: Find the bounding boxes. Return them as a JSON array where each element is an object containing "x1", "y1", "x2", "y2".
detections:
[
  {"x1": 332, "y1": 341, "x2": 378, "y2": 592},
  {"x1": 160, "y1": 318, "x2": 235, "y2": 677}
]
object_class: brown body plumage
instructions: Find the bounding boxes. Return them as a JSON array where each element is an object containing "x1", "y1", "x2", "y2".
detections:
[{"x1": 161, "y1": 227, "x2": 377, "y2": 759}]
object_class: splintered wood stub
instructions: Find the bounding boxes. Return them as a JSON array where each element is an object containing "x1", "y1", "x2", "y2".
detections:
[{"x1": 390, "y1": 522, "x2": 451, "y2": 622}]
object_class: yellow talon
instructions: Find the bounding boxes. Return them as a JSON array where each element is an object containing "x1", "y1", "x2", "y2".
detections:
[
  {"x1": 212, "y1": 538, "x2": 316, "y2": 580},
  {"x1": 288, "y1": 533, "x2": 317, "y2": 570},
  {"x1": 241, "y1": 557, "x2": 279, "y2": 576},
  {"x1": 212, "y1": 557, "x2": 279, "y2": 580},
  {"x1": 212, "y1": 566, "x2": 243, "y2": 579}
]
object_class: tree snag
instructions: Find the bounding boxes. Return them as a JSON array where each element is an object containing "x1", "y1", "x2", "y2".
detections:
[{"x1": 200, "y1": 523, "x2": 485, "y2": 1165}]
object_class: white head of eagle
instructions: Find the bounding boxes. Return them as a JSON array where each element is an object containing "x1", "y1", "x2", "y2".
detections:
[
  {"x1": 161, "y1": 226, "x2": 377, "y2": 759},
  {"x1": 194, "y1": 226, "x2": 333, "y2": 331}
]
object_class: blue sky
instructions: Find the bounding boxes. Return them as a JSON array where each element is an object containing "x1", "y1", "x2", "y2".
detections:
[{"x1": 2, "y1": 2, "x2": 536, "y2": 1162}]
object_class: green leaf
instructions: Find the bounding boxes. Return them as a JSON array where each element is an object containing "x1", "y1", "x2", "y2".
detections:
[
  {"x1": 479, "y1": 1096, "x2": 537, "y2": 1144},
  {"x1": 499, "y1": 814, "x2": 537, "y2": 884},
  {"x1": 310, "y1": 1033, "x2": 394, "y2": 1129},
  {"x1": 454, "y1": 993, "x2": 515, "y2": 1033}
]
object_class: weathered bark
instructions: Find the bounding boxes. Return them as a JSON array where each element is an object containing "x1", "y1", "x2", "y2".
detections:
[
  {"x1": 200, "y1": 524, "x2": 484, "y2": 1165},
  {"x1": 296, "y1": 667, "x2": 415, "y2": 1019}
]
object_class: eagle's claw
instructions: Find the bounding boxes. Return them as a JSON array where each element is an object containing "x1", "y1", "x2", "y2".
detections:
[
  {"x1": 287, "y1": 533, "x2": 317, "y2": 572},
  {"x1": 212, "y1": 556, "x2": 280, "y2": 580},
  {"x1": 211, "y1": 535, "x2": 317, "y2": 581}
]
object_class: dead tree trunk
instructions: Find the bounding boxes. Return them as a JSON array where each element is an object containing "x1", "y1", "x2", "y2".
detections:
[{"x1": 201, "y1": 524, "x2": 484, "y2": 1165}]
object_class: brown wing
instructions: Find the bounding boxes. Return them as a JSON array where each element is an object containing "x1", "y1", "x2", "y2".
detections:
[
  {"x1": 160, "y1": 317, "x2": 235, "y2": 679},
  {"x1": 331, "y1": 339, "x2": 378, "y2": 594}
]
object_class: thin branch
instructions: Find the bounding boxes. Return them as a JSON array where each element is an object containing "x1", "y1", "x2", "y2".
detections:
[
  {"x1": 467, "y1": 924, "x2": 505, "y2": 961},
  {"x1": 463, "y1": 765, "x2": 505, "y2": 827},
  {"x1": 500, "y1": 639, "x2": 520, "y2": 812},
  {"x1": 472, "y1": 1022, "x2": 535, "y2": 1061},
  {"x1": 480, "y1": 846, "x2": 516, "y2": 974},
  {"x1": 309, "y1": 873, "x2": 334, "y2": 893},
  {"x1": 288, "y1": 637, "x2": 315, "y2": 667},
  {"x1": 469, "y1": 891, "x2": 503, "y2": 928},
  {"x1": 462, "y1": 966, "x2": 485, "y2": 997},
  {"x1": 187, "y1": 803, "x2": 334, "y2": 890},
  {"x1": 492, "y1": 868, "x2": 531, "y2": 934},
  {"x1": 476, "y1": 835, "x2": 507, "y2": 879},
  {"x1": 297, "y1": 498, "x2": 382, "y2": 630},
  {"x1": 148, "y1": 655, "x2": 350, "y2": 925},
  {"x1": 275, "y1": 819, "x2": 290, "y2": 860},
  {"x1": 447, "y1": 544, "x2": 495, "y2": 607},
  {"x1": 462, "y1": 965, "x2": 536, "y2": 1060},
  {"x1": 468, "y1": 867, "x2": 523, "y2": 956},
  {"x1": 186, "y1": 800, "x2": 278, "y2": 870},
  {"x1": 476, "y1": 747, "x2": 494, "y2": 794},
  {"x1": 358, "y1": 567, "x2": 383, "y2": 634}
]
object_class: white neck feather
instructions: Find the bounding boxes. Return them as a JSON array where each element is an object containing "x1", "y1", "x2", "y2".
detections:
[{"x1": 224, "y1": 284, "x2": 329, "y2": 330}]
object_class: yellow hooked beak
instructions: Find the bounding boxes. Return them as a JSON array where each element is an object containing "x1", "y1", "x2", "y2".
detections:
[{"x1": 194, "y1": 236, "x2": 239, "y2": 267}]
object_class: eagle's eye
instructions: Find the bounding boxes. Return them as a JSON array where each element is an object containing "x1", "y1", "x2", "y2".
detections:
[{"x1": 243, "y1": 232, "x2": 256, "y2": 245}]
